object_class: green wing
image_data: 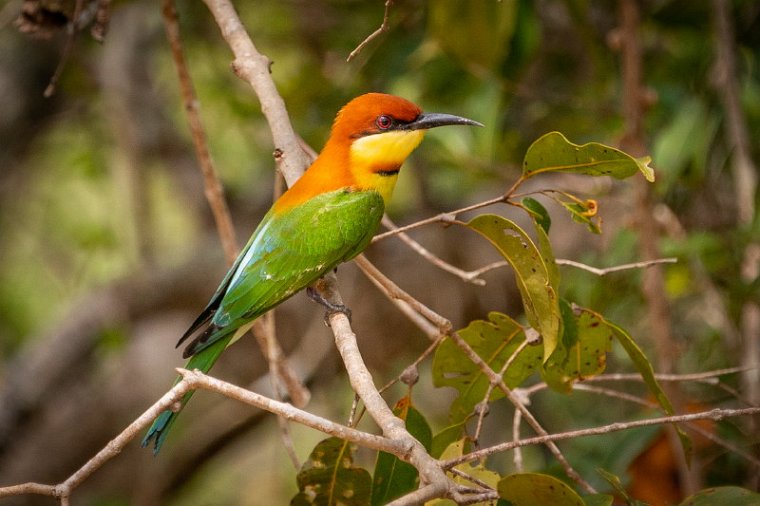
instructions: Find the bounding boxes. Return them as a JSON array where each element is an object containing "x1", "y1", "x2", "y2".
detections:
[{"x1": 186, "y1": 188, "x2": 385, "y2": 356}]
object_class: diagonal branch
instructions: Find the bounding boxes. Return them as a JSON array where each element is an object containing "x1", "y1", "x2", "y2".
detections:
[
  {"x1": 202, "y1": 0, "x2": 311, "y2": 184},
  {"x1": 354, "y1": 254, "x2": 596, "y2": 493},
  {"x1": 346, "y1": 0, "x2": 393, "y2": 62}
]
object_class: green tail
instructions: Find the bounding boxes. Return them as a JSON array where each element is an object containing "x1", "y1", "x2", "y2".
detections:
[{"x1": 142, "y1": 333, "x2": 234, "y2": 455}]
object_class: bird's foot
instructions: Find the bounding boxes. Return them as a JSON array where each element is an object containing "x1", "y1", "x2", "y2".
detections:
[{"x1": 306, "y1": 286, "x2": 352, "y2": 325}]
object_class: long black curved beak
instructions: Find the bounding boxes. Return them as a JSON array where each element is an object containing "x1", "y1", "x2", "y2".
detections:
[{"x1": 403, "y1": 112, "x2": 483, "y2": 131}]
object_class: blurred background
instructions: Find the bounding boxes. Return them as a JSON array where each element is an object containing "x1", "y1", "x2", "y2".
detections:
[{"x1": 0, "y1": 0, "x2": 758, "y2": 504}]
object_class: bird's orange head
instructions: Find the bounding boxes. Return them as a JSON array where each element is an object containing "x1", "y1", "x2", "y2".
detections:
[{"x1": 275, "y1": 93, "x2": 481, "y2": 211}]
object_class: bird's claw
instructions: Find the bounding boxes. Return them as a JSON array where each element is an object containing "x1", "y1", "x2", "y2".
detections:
[{"x1": 306, "y1": 287, "x2": 352, "y2": 326}]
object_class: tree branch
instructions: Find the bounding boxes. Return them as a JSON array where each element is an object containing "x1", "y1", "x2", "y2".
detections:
[
  {"x1": 202, "y1": 0, "x2": 311, "y2": 184},
  {"x1": 443, "y1": 407, "x2": 760, "y2": 469}
]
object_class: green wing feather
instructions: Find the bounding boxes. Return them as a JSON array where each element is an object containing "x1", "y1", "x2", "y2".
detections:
[{"x1": 143, "y1": 189, "x2": 385, "y2": 453}]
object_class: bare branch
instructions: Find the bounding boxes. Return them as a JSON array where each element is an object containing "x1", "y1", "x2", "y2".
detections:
[
  {"x1": 346, "y1": 0, "x2": 393, "y2": 62},
  {"x1": 381, "y1": 215, "x2": 487, "y2": 285},
  {"x1": 555, "y1": 257, "x2": 678, "y2": 276},
  {"x1": 181, "y1": 369, "x2": 401, "y2": 454},
  {"x1": 372, "y1": 195, "x2": 506, "y2": 243},
  {"x1": 314, "y1": 274, "x2": 454, "y2": 499},
  {"x1": 163, "y1": 0, "x2": 308, "y2": 412},
  {"x1": 202, "y1": 0, "x2": 311, "y2": 184},
  {"x1": 443, "y1": 407, "x2": 760, "y2": 469},
  {"x1": 353, "y1": 254, "x2": 595, "y2": 493}
]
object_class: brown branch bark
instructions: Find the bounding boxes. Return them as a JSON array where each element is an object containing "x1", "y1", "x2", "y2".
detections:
[
  {"x1": 161, "y1": 0, "x2": 238, "y2": 262},
  {"x1": 617, "y1": 0, "x2": 697, "y2": 495},
  {"x1": 201, "y1": 0, "x2": 311, "y2": 184},
  {"x1": 710, "y1": 0, "x2": 760, "y2": 454}
]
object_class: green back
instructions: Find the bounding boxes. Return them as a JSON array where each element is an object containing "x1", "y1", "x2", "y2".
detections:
[{"x1": 204, "y1": 188, "x2": 385, "y2": 348}]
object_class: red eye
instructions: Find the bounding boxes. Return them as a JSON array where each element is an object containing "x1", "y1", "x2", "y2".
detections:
[{"x1": 376, "y1": 115, "x2": 393, "y2": 130}]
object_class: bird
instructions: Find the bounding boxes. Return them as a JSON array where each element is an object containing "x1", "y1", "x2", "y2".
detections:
[{"x1": 142, "y1": 92, "x2": 481, "y2": 453}]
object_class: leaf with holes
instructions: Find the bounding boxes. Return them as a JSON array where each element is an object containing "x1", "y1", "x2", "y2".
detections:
[
  {"x1": 371, "y1": 397, "x2": 432, "y2": 505},
  {"x1": 523, "y1": 131, "x2": 655, "y2": 182},
  {"x1": 467, "y1": 214, "x2": 562, "y2": 360},
  {"x1": 432, "y1": 312, "x2": 543, "y2": 423},
  {"x1": 541, "y1": 302, "x2": 613, "y2": 393},
  {"x1": 291, "y1": 437, "x2": 371, "y2": 506}
]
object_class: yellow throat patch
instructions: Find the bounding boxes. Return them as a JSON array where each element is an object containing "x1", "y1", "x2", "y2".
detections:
[{"x1": 349, "y1": 129, "x2": 426, "y2": 204}]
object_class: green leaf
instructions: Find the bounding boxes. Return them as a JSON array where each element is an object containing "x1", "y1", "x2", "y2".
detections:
[
  {"x1": 467, "y1": 214, "x2": 562, "y2": 360},
  {"x1": 522, "y1": 197, "x2": 551, "y2": 233},
  {"x1": 523, "y1": 131, "x2": 655, "y2": 182},
  {"x1": 605, "y1": 319, "x2": 692, "y2": 463},
  {"x1": 678, "y1": 486, "x2": 760, "y2": 506},
  {"x1": 291, "y1": 437, "x2": 371, "y2": 506},
  {"x1": 432, "y1": 312, "x2": 543, "y2": 422},
  {"x1": 522, "y1": 198, "x2": 560, "y2": 289},
  {"x1": 498, "y1": 473, "x2": 585, "y2": 506},
  {"x1": 371, "y1": 398, "x2": 432, "y2": 506},
  {"x1": 429, "y1": 439, "x2": 502, "y2": 506},
  {"x1": 542, "y1": 303, "x2": 613, "y2": 392}
]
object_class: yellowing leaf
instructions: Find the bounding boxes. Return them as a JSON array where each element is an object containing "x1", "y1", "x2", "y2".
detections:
[
  {"x1": 542, "y1": 302, "x2": 613, "y2": 393},
  {"x1": 427, "y1": 439, "x2": 501, "y2": 506},
  {"x1": 498, "y1": 473, "x2": 585, "y2": 505},
  {"x1": 467, "y1": 214, "x2": 562, "y2": 360}
]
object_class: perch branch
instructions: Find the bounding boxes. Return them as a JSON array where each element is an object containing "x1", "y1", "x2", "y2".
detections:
[{"x1": 354, "y1": 254, "x2": 596, "y2": 493}]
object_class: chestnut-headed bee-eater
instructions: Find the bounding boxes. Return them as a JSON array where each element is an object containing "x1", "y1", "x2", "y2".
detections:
[{"x1": 142, "y1": 93, "x2": 481, "y2": 453}]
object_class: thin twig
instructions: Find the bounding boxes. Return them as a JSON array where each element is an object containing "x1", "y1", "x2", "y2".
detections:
[
  {"x1": 346, "y1": 0, "x2": 393, "y2": 62},
  {"x1": 443, "y1": 407, "x2": 760, "y2": 469},
  {"x1": 472, "y1": 339, "x2": 530, "y2": 447},
  {"x1": 447, "y1": 330, "x2": 596, "y2": 493},
  {"x1": 555, "y1": 257, "x2": 678, "y2": 276},
  {"x1": 182, "y1": 369, "x2": 402, "y2": 453},
  {"x1": 527, "y1": 381, "x2": 760, "y2": 468},
  {"x1": 382, "y1": 215, "x2": 487, "y2": 285},
  {"x1": 589, "y1": 366, "x2": 753, "y2": 383},
  {"x1": 371, "y1": 195, "x2": 506, "y2": 243},
  {"x1": 447, "y1": 467, "x2": 496, "y2": 492},
  {"x1": 512, "y1": 407, "x2": 523, "y2": 472},
  {"x1": 43, "y1": 0, "x2": 85, "y2": 97}
]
